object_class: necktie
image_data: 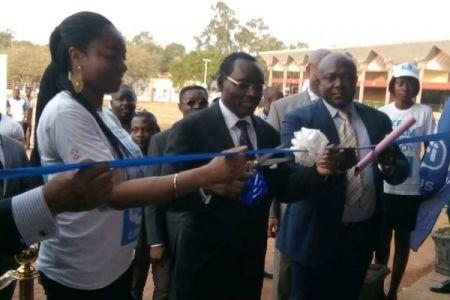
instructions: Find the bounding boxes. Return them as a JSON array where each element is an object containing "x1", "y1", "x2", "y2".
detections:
[
  {"x1": 235, "y1": 120, "x2": 253, "y2": 150},
  {"x1": 337, "y1": 110, "x2": 367, "y2": 208}
]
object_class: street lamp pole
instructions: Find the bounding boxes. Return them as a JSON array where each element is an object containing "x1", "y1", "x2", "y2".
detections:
[{"x1": 202, "y1": 58, "x2": 211, "y2": 86}]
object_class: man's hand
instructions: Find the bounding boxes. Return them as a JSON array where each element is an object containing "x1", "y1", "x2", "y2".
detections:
[
  {"x1": 205, "y1": 179, "x2": 247, "y2": 199},
  {"x1": 337, "y1": 148, "x2": 358, "y2": 171},
  {"x1": 316, "y1": 145, "x2": 341, "y2": 175},
  {"x1": 149, "y1": 245, "x2": 165, "y2": 267},
  {"x1": 377, "y1": 147, "x2": 397, "y2": 173},
  {"x1": 43, "y1": 163, "x2": 113, "y2": 214},
  {"x1": 267, "y1": 218, "x2": 279, "y2": 238}
]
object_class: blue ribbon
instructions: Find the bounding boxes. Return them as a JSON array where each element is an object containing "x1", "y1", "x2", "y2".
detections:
[
  {"x1": 0, "y1": 148, "x2": 295, "y2": 180},
  {"x1": 1, "y1": 131, "x2": 450, "y2": 181}
]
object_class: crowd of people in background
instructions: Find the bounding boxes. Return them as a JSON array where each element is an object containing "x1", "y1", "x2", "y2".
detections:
[{"x1": 0, "y1": 10, "x2": 449, "y2": 300}]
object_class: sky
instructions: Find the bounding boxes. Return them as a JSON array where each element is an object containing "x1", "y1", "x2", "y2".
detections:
[{"x1": 1, "y1": 0, "x2": 450, "y2": 51}]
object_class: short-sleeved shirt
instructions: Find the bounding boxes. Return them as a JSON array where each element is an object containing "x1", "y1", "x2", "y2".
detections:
[
  {"x1": 37, "y1": 91, "x2": 146, "y2": 290},
  {"x1": 7, "y1": 98, "x2": 27, "y2": 123},
  {"x1": 0, "y1": 113, "x2": 24, "y2": 141},
  {"x1": 379, "y1": 102, "x2": 435, "y2": 195}
]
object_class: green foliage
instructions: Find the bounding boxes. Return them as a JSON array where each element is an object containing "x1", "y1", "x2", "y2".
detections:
[
  {"x1": 195, "y1": 2, "x2": 286, "y2": 54},
  {"x1": 170, "y1": 50, "x2": 226, "y2": 88},
  {"x1": 0, "y1": 30, "x2": 14, "y2": 52},
  {"x1": 125, "y1": 32, "x2": 165, "y2": 82},
  {"x1": 161, "y1": 43, "x2": 185, "y2": 72},
  {"x1": 7, "y1": 41, "x2": 50, "y2": 83}
]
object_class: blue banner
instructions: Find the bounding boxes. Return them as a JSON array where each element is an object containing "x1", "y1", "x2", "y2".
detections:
[{"x1": 411, "y1": 101, "x2": 450, "y2": 251}]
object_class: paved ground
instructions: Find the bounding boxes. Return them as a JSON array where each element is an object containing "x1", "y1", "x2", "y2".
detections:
[{"x1": 11, "y1": 102, "x2": 449, "y2": 299}]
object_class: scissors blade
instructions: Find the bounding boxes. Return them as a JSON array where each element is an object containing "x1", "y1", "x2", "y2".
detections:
[
  {"x1": 256, "y1": 145, "x2": 288, "y2": 165},
  {"x1": 335, "y1": 145, "x2": 376, "y2": 151},
  {"x1": 258, "y1": 157, "x2": 291, "y2": 167}
]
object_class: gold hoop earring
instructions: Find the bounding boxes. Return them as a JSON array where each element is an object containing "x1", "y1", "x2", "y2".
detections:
[{"x1": 69, "y1": 65, "x2": 83, "y2": 93}]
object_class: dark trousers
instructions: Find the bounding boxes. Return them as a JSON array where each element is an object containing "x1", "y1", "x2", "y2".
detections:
[
  {"x1": 40, "y1": 266, "x2": 133, "y2": 300},
  {"x1": 131, "y1": 227, "x2": 151, "y2": 300},
  {"x1": 290, "y1": 218, "x2": 377, "y2": 300}
]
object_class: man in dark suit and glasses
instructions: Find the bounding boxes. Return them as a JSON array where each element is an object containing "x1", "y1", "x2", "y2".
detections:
[
  {"x1": 277, "y1": 52, "x2": 409, "y2": 300},
  {"x1": 161, "y1": 52, "x2": 307, "y2": 300}
]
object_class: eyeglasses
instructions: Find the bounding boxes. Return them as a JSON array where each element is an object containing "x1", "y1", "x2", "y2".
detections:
[
  {"x1": 225, "y1": 76, "x2": 264, "y2": 92},
  {"x1": 181, "y1": 99, "x2": 209, "y2": 107}
]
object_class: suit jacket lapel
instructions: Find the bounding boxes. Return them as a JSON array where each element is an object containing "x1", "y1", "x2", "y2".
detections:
[
  {"x1": 252, "y1": 116, "x2": 271, "y2": 149},
  {"x1": 207, "y1": 104, "x2": 235, "y2": 151},
  {"x1": 354, "y1": 103, "x2": 377, "y2": 145},
  {"x1": 315, "y1": 99, "x2": 340, "y2": 145}
]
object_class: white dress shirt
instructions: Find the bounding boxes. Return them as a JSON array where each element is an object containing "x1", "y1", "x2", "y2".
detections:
[
  {"x1": 11, "y1": 187, "x2": 58, "y2": 246},
  {"x1": 218, "y1": 99, "x2": 257, "y2": 148},
  {"x1": 322, "y1": 100, "x2": 376, "y2": 222},
  {"x1": 200, "y1": 100, "x2": 258, "y2": 204},
  {"x1": 307, "y1": 88, "x2": 320, "y2": 102}
]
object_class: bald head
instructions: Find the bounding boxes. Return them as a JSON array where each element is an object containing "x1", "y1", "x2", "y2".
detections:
[
  {"x1": 262, "y1": 86, "x2": 283, "y2": 113},
  {"x1": 306, "y1": 49, "x2": 332, "y2": 96},
  {"x1": 317, "y1": 52, "x2": 357, "y2": 75},
  {"x1": 317, "y1": 52, "x2": 358, "y2": 109}
]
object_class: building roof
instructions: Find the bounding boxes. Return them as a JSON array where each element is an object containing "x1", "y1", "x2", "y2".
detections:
[{"x1": 260, "y1": 40, "x2": 450, "y2": 71}]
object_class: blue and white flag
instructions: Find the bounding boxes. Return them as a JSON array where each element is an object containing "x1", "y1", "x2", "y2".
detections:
[{"x1": 411, "y1": 101, "x2": 450, "y2": 251}]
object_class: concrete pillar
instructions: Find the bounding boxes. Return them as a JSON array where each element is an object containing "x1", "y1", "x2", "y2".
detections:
[
  {"x1": 298, "y1": 67, "x2": 305, "y2": 92},
  {"x1": 416, "y1": 67, "x2": 425, "y2": 103},
  {"x1": 0, "y1": 55, "x2": 6, "y2": 114},
  {"x1": 385, "y1": 68, "x2": 393, "y2": 105},
  {"x1": 358, "y1": 69, "x2": 366, "y2": 103},
  {"x1": 268, "y1": 67, "x2": 273, "y2": 87},
  {"x1": 282, "y1": 66, "x2": 288, "y2": 95}
]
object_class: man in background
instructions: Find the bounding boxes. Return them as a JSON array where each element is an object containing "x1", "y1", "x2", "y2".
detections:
[
  {"x1": 130, "y1": 110, "x2": 161, "y2": 300},
  {"x1": 7, "y1": 87, "x2": 27, "y2": 141},
  {"x1": 259, "y1": 87, "x2": 283, "y2": 121},
  {"x1": 111, "y1": 84, "x2": 137, "y2": 133},
  {"x1": 144, "y1": 85, "x2": 208, "y2": 300},
  {"x1": 266, "y1": 48, "x2": 331, "y2": 300}
]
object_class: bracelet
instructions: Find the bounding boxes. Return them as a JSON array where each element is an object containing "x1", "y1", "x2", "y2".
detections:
[{"x1": 173, "y1": 173, "x2": 179, "y2": 199}]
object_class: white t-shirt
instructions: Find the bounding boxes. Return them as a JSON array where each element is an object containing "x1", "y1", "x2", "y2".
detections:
[
  {"x1": 379, "y1": 102, "x2": 435, "y2": 195},
  {"x1": 0, "y1": 113, "x2": 24, "y2": 141},
  {"x1": 7, "y1": 98, "x2": 27, "y2": 123},
  {"x1": 37, "y1": 91, "x2": 146, "y2": 290}
]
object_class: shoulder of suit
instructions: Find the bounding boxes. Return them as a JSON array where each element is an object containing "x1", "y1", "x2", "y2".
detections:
[
  {"x1": 0, "y1": 134, "x2": 24, "y2": 151},
  {"x1": 355, "y1": 101, "x2": 386, "y2": 117}
]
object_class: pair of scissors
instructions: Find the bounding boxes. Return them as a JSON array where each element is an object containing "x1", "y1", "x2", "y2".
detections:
[{"x1": 251, "y1": 145, "x2": 291, "y2": 169}]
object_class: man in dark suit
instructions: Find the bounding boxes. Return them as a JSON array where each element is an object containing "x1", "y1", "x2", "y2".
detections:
[
  {"x1": 144, "y1": 85, "x2": 209, "y2": 300},
  {"x1": 161, "y1": 53, "x2": 303, "y2": 300},
  {"x1": 1, "y1": 163, "x2": 113, "y2": 256},
  {"x1": 277, "y1": 52, "x2": 409, "y2": 300},
  {"x1": 266, "y1": 48, "x2": 331, "y2": 300},
  {"x1": 0, "y1": 135, "x2": 42, "y2": 298}
]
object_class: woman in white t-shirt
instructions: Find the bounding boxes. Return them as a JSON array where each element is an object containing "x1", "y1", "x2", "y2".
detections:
[
  {"x1": 376, "y1": 62, "x2": 435, "y2": 300},
  {"x1": 32, "y1": 12, "x2": 247, "y2": 300}
]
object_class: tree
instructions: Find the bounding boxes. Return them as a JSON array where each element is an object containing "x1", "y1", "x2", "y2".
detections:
[
  {"x1": 124, "y1": 42, "x2": 161, "y2": 83},
  {"x1": 130, "y1": 31, "x2": 164, "y2": 68},
  {"x1": 0, "y1": 29, "x2": 14, "y2": 52},
  {"x1": 161, "y1": 43, "x2": 185, "y2": 72},
  {"x1": 289, "y1": 42, "x2": 309, "y2": 49},
  {"x1": 194, "y1": 1, "x2": 240, "y2": 53},
  {"x1": 7, "y1": 41, "x2": 50, "y2": 83},
  {"x1": 194, "y1": 2, "x2": 290, "y2": 54},
  {"x1": 170, "y1": 49, "x2": 225, "y2": 88}
]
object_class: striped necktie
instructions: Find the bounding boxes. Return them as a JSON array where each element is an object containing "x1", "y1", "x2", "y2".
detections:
[{"x1": 337, "y1": 110, "x2": 367, "y2": 208}]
